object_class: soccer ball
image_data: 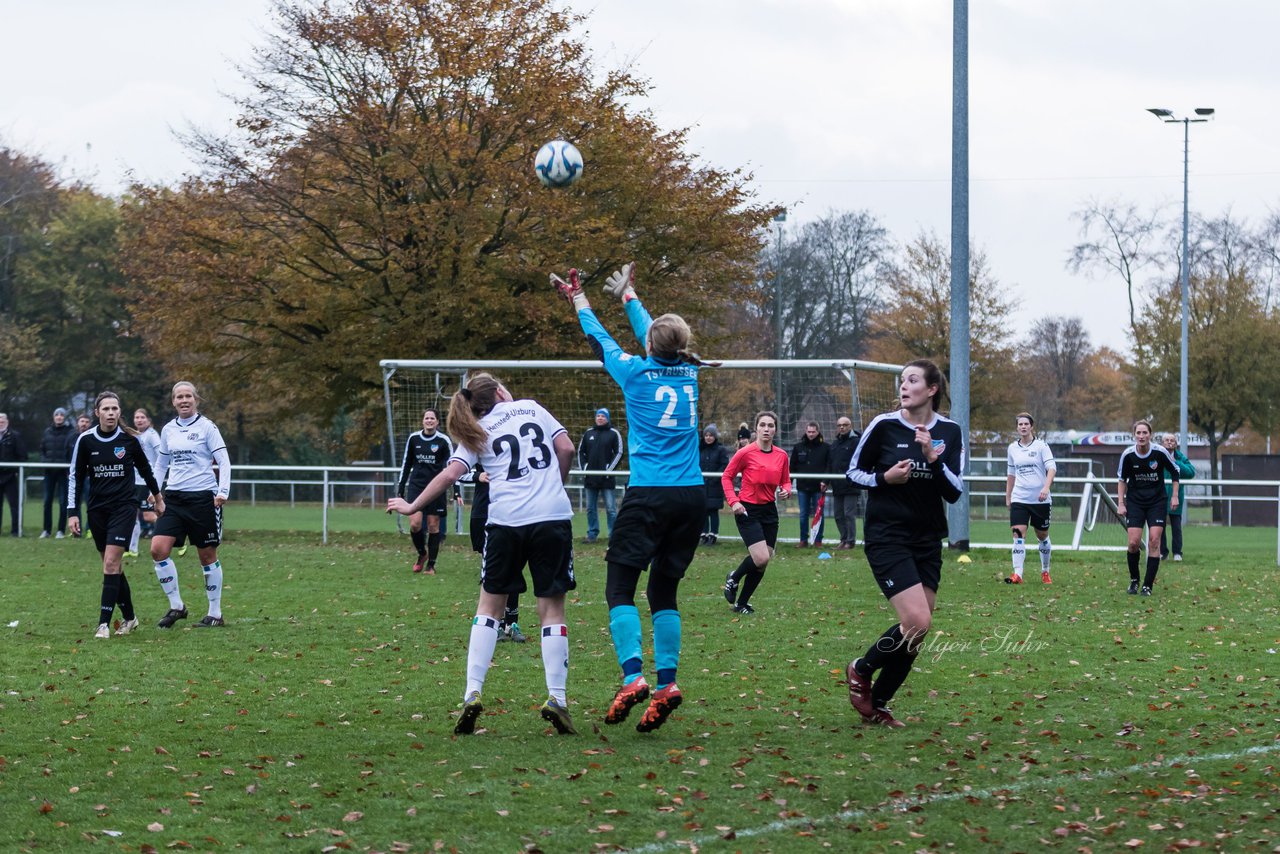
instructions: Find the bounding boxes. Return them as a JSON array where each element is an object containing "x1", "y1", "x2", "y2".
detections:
[{"x1": 534, "y1": 140, "x2": 584, "y2": 188}]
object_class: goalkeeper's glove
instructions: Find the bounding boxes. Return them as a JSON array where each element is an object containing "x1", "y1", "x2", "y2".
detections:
[
  {"x1": 551, "y1": 268, "x2": 590, "y2": 311},
  {"x1": 602, "y1": 262, "x2": 637, "y2": 303}
]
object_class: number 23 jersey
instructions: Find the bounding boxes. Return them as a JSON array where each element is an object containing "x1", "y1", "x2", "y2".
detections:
[{"x1": 447, "y1": 399, "x2": 572, "y2": 526}]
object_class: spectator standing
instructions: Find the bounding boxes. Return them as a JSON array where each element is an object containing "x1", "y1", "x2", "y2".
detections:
[
  {"x1": 736, "y1": 423, "x2": 751, "y2": 450},
  {"x1": 39, "y1": 407, "x2": 74, "y2": 538},
  {"x1": 790, "y1": 421, "x2": 830, "y2": 547},
  {"x1": 577, "y1": 408, "x2": 623, "y2": 543},
  {"x1": 0, "y1": 412, "x2": 27, "y2": 536},
  {"x1": 827, "y1": 416, "x2": 862, "y2": 549},
  {"x1": 699, "y1": 424, "x2": 730, "y2": 545},
  {"x1": 65, "y1": 414, "x2": 92, "y2": 535},
  {"x1": 1158, "y1": 433, "x2": 1195, "y2": 562}
]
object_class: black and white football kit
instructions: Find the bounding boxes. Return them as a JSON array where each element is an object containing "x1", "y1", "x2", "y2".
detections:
[
  {"x1": 68, "y1": 427, "x2": 161, "y2": 553},
  {"x1": 153, "y1": 414, "x2": 231, "y2": 548},
  {"x1": 398, "y1": 431, "x2": 459, "y2": 516},
  {"x1": 1117, "y1": 445, "x2": 1180, "y2": 530}
]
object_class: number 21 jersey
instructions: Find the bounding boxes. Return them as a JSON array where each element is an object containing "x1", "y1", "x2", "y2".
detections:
[{"x1": 447, "y1": 399, "x2": 572, "y2": 527}]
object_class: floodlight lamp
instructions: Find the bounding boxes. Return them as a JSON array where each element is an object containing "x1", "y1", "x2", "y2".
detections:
[
  {"x1": 1194, "y1": 107, "x2": 1215, "y2": 116},
  {"x1": 1147, "y1": 108, "x2": 1174, "y2": 119}
]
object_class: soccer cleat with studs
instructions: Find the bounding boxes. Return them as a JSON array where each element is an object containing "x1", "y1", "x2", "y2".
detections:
[
  {"x1": 845, "y1": 659, "x2": 876, "y2": 721},
  {"x1": 605, "y1": 677, "x2": 650, "y2": 725},
  {"x1": 1126, "y1": 580, "x2": 1140, "y2": 595},
  {"x1": 722, "y1": 573, "x2": 738, "y2": 604},
  {"x1": 115, "y1": 618, "x2": 140, "y2": 636},
  {"x1": 1041, "y1": 571, "x2": 1052, "y2": 585},
  {"x1": 733, "y1": 603, "x2": 755, "y2": 614},
  {"x1": 157, "y1": 606, "x2": 188, "y2": 628},
  {"x1": 539, "y1": 697, "x2": 577, "y2": 735},
  {"x1": 196, "y1": 615, "x2": 226, "y2": 628},
  {"x1": 1139, "y1": 586, "x2": 1152, "y2": 596},
  {"x1": 867, "y1": 706, "x2": 907, "y2": 728},
  {"x1": 94, "y1": 623, "x2": 111, "y2": 639},
  {"x1": 507, "y1": 623, "x2": 527, "y2": 644},
  {"x1": 455, "y1": 692, "x2": 483, "y2": 735},
  {"x1": 412, "y1": 558, "x2": 424, "y2": 573},
  {"x1": 636, "y1": 683, "x2": 683, "y2": 733},
  {"x1": 424, "y1": 563, "x2": 436, "y2": 576},
  {"x1": 1004, "y1": 574, "x2": 1023, "y2": 584}
]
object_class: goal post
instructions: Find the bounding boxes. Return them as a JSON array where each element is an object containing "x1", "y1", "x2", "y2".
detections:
[{"x1": 380, "y1": 358, "x2": 905, "y2": 469}]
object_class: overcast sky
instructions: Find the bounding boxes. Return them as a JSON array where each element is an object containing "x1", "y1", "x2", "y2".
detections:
[{"x1": 3, "y1": 0, "x2": 1277, "y2": 353}]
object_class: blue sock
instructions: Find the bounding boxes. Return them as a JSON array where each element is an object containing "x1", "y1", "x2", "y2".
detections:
[
  {"x1": 609, "y1": 605, "x2": 644, "y2": 684},
  {"x1": 651, "y1": 609, "x2": 681, "y2": 689}
]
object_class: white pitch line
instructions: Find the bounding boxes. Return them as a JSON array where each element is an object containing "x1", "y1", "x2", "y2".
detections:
[{"x1": 628, "y1": 741, "x2": 1280, "y2": 853}]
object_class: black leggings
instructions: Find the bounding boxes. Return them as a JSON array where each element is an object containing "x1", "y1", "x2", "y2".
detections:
[{"x1": 604, "y1": 561, "x2": 680, "y2": 612}]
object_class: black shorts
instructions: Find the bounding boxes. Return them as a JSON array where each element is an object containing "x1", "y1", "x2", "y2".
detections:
[
  {"x1": 154, "y1": 490, "x2": 223, "y2": 548},
  {"x1": 734, "y1": 501, "x2": 779, "y2": 549},
  {"x1": 480, "y1": 520, "x2": 575, "y2": 597},
  {"x1": 1124, "y1": 500, "x2": 1165, "y2": 530},
  {"x1": 134, "y1": 484, "x2": 154, "y2": 511},
  {"x1": 864, "y1": 540, "x2": 943, "y2": 600},
  {"x1": 88, "y1": 502, "x2": 138, "y2": 553},
  {"x1": 605, "y1": 486, "x2": 703, "y2": 579},
  {"x1": 406, "y1": 480, "x2": 448, "y2": 517},
  {"x1": 1010, "y1": 502, "x2": 1051, "y2": 532}
]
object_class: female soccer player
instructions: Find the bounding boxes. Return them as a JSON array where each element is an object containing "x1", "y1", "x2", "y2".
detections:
[
  {"x1": 720, "y1": 411, "x2": 793, "y2": 614},
  {"x1": 1004, "y1": 411, "x2": 1057, "y2": 585},
  {"x1": 126, "y1": 407, "x2": 163, "y2": 556},
  {"x1": 397, "y1": 409, "x2": 461, "y2": 574},
  {"x1": 844, "y1": 359, "x2": 964, "y2": 728},
  {"x1": 462, "y1": 463, "x2": 525, "y2": 643},
  {"x1": 388, "y1": 373, "x2": 576, "y2": 735},
  {"x1": 554, "y1": 263, "x2": 712, "y2": 733},
  {"x1": 149, "y1": 381, "x2": 232, "y2": 629},
  {"x1": 67, "y1": 392, "x2": 165, "y2": 639},
  {"x1": 699, "y1": 424, "x2": 730, "y2": 545},
  {"x1": 1116, "y1": 420, "x2": 1180, "y2": 596}
]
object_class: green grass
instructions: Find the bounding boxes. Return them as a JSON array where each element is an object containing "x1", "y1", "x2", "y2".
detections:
[{"x1": 1, "y1": 520, "x2": 1277, "y2": 851}]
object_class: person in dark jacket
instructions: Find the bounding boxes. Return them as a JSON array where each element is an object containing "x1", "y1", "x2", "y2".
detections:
[
  {"x1": 64, "y1": 414, "x2": 92, "y2": 535},
  {"x1": 699, "y1": 424, "x2": 731, "y2": 545},
  {"x1": 790, "y1": 421, "x2": 831, "y2": 547},
  {"x1": 0, "y1": 412, "x2": 28, "y2": 535},
  {"x1": 577, "y1": 408, "x2": 623, "y2": 543},
  {"x1": 827, "y1": 416, "x2": 863, "y2": 549},
  {"x1": 39, "y1": 407, "x2": 75, "y2": 538}
]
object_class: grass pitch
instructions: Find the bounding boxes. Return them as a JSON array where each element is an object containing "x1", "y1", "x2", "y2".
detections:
[{"x1": 1, "y1": 513, "x2": 1276, "y2": 851}]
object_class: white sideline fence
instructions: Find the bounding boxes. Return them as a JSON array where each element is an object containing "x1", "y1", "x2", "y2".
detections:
[{"x1": 4, "y1": 462, "x2": 1279, "y2": 564}]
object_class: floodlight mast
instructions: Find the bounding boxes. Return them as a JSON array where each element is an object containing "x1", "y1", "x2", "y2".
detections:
[{"x1": 1146, "y1": 107, "x2": 1215, "y2": 447}]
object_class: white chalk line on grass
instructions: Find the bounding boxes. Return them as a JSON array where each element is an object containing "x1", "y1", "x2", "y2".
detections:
[{"x1": 627, "y1": 741, "x2": 1280, "y2": 853}]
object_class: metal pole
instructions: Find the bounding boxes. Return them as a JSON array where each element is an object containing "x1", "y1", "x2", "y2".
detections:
[
  {"x1": 948, "y1": 0, "x2": 971, "y2": 550},
  {"x1": 1179, "y1": 118, "x2": 1190, "y2": 447}
]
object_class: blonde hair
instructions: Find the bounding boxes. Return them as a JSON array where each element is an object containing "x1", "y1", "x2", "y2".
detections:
[
  {"x1": 172, "y1": 380, "x2": 202, "y2": 404},
  {"x1": 448, "y1": 373, "x2": 503, "y2": 454},
  {"x1": 647, "y1": 313, "x2": 719, "y2": 367}
]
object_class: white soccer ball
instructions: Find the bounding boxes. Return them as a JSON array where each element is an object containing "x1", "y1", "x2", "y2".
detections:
[{"x1": 534, "y1": 140, "x2": 584, "y2": 188}]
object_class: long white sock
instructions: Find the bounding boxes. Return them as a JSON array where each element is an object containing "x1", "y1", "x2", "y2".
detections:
[
  {"x1": 1039, "y1": 538, "x2": 1052, "y2": 570},
  {"x1": 1011, "y1": 537, "x2": 1025, "y2": 577},
  {"x1": 465, "y1": 616, "x2": 500, "y2": 700},
  {"x1": 541, "y1": 624, "x2": 569, "y2": 705},
  {"x1": 129, "y1": 519, "x2": 141, "y2": 552},
  {"x1": 203, "y1": 560, "x2": 223, "y2": 619},
  {"x1": 154, "y1": 559, "x2": 183, "y2": 609}
]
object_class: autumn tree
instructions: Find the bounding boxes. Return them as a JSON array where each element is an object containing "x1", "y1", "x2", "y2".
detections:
[
  {"x1": 868, "y1": 232, "x2": 1018, "y2": 431},
  {"x1": 121, "y1": 0, "x2": 775, "y2": 458},
  {"x1": 1066, "y1": 200, "x2": 1163, "y2": 343},
  {"x1": 1132, "y1": 270, "x2": 1280, "y2": 508},
  {"x1": 1059, "y1": 346, "x2": 1134, "y2": 432},
  {"x1": 1010, "y1": 316, "x2": 1092, "y2": 429}
]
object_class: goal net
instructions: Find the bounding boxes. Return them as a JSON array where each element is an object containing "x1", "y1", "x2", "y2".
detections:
[{"x1": 380, "y1": 358, "x2": 904, "y2": 471}]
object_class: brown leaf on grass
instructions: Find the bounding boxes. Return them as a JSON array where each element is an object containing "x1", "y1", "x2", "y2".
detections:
[
  {"x1": 147, "y1": 822, "x2": 165, "y2": 831},
  {"x1": 154, "y1": 746, "x2": 169, "y2": 755},
  {"x1": 1123, "y1": 840, "x2": 1143, "y2": 848},
  {"x1": 38, "y1": 801, "x2": 54, "y2": 814},
  {"x1": 342, "y1": 811, "x2": 363, "y2": 822}
]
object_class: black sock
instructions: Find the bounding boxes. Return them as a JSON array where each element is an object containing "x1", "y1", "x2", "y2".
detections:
[
  {"x1": 1127, "y1": 550, "x2": 1140, "y2": 581},
  {"x1": 737, "y1": 570, "x2": 764, "y2": 606},
  {"x1": 410, "y1": 528, "x2": 426, "y2": 556},
  {"x1": 118, "y1": 573, "x2": 135, "y2": 621},
  {"x1": 1143, "y1": 556, "x2": 1160, "y2": 588},
  {"x1": 99, "y1": 574, "x2": 121, "y2": 625},
  {"x1": 860, "y1": 624, "x2": 905, "y2": 675},
  {"x1": 872, "y1": 643, "x2": 921, "y2": 708},
  {"x1": 729, "y1": 555, "x2": 755, "y2": 583},
  {"x1": 505, "y1": 594, "x2": 519, "y2": 627},
  {"x1": 427, "y1": 532, "x2": 441, "y2": 564}
]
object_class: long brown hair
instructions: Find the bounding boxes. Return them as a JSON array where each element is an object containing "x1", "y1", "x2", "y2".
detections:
[
  {"x1": 448, "y1": 373, "x2": 503, "y2": 454},
  {"x1": 648, "y1": 313, "x2": 720, "y2": 368},
  {"x1": 94, "y1": 391, "x2": 139, "y2": 437},
  {"x1": 905, "y1": 359, "x2": 948, "y2": 412}
]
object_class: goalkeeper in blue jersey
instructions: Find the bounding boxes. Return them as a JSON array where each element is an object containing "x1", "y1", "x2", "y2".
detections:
[{"x1": 554, "y1": 263, "x2": 716, "y2": 733}]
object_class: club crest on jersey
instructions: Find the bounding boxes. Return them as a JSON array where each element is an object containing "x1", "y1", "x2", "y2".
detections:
[
  {"x1": 114, "y1": 446, "x2": 126, "y2": 459},
  {"x1": 1147, "y1": 460, "x2": 1158, "y2": 470}
]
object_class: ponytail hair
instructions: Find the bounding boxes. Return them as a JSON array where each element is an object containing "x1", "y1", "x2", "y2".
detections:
[
  {"x1": 94, "y1": 390, "x2": 139, "y2": 437},
  {"x1": 647, "y1": 313, "x2": 721, "y2": 368},
  {"x1": 448, "y1": 372, "x2": 503, "y2": 454}
]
